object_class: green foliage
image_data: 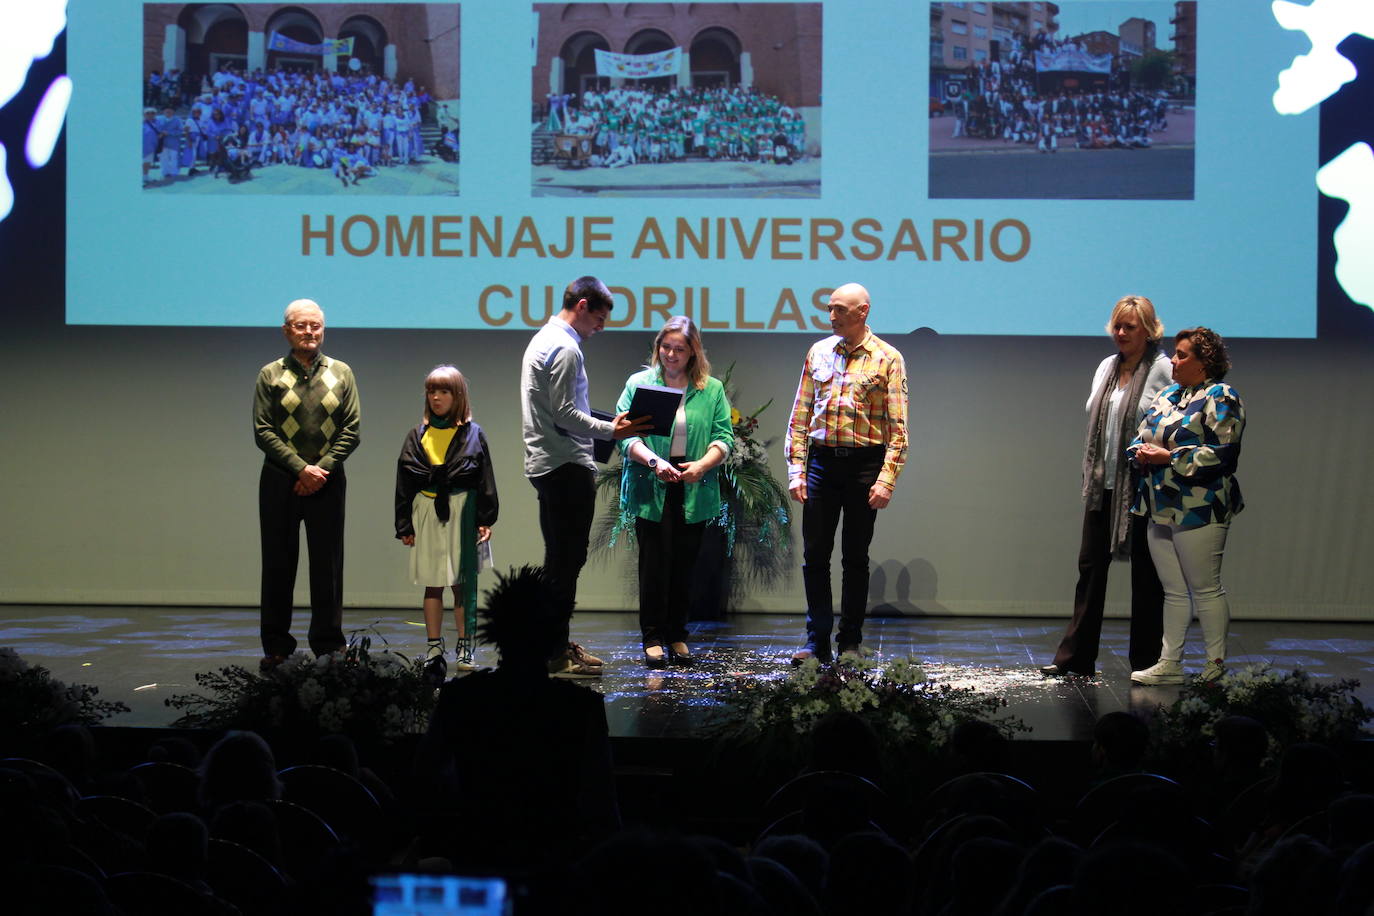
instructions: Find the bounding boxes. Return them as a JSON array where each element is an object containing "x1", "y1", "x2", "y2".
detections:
[
  {"x1": 717, "y1": 651, "x2": 1028, "y2": 759},
  {"x1": 0, "y1": 648, "x2": 129, "y2": 729},
  {"x1": 1131, "y1": 50, "x2": 1175, "y2": 91},
  {"x1": 165, "y1": 625, "x2": 437, "y2": 745},
  {"x1": 1153, "y1": 663, "x2": 1371, "y2": 762}
]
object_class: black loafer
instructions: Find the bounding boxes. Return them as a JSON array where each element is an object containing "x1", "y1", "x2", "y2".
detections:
[
  {"x1": 1040, "y1": 664, "x2": 1092, "y2": 677},
  {"x1": 668, "y1": 642, "x2": 694, "y2": 665},
  {"x1": 644, "y1": 646, "x2": 668, "y2": 669}
]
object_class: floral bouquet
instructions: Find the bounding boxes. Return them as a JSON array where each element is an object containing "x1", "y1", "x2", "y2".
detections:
[
  {"x1": 0, "y1": 647, "x2": 129, "y2": 730},
  {"x1": 1153, "y1": 663, "x2": 1371, "y2": 761},
  {"x1": 715, "y1": 362, "x2": 794, "y2": 600},
  {"x1": 165, "y1": 627, "x2": 436, "y2": 746},
  {"x1": 719, "y1": 651, "x2": 1028, "y2": 760}
]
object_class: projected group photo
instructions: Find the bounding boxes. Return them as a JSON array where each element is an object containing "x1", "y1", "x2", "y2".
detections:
[
  {"x1": 530, "y1": 2, "x2": 822, "y2": 199},
  {"x1": 928, "y1": 0, "x2": 1197, "y2": 200},
  {"x1": 140, "y1": 3, "x2": 461, "y2": 195}
]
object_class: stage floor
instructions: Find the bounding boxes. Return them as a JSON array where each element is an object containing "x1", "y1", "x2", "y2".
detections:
[{"x1": 3, "y1": 605, "x2": 1372, "y2": 744}]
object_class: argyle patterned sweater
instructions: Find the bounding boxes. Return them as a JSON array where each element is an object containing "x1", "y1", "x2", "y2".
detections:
[{"x1": 253, "y1": 352, "x2": 361, "y2": 474}]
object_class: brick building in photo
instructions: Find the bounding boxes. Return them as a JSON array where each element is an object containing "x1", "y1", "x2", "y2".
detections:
[
  {"x1": 532, "y1": 3, "x2": 820, "y2": 117},
  {"x1": 143, "y1": 4, "x2": 460, "y2": 102}
]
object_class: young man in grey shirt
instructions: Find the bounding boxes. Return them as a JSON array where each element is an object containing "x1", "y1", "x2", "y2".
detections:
[{"x1": 521, "y1": 275, "x2": 648, "y2": 675}]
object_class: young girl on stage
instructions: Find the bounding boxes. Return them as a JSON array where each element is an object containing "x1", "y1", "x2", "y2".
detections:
[{"x1": 395, "y1": 366, "x2": 498, "y2": 685}]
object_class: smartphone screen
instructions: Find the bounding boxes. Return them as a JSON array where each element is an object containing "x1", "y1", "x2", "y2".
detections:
[{"x1": 372, "y1": 873, "x2": 509, "y2": 916}]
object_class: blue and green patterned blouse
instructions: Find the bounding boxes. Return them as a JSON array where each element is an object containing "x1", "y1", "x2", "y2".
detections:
[{"x1": 1129, "y1": 381, "x2": 1245, "y2": 528}]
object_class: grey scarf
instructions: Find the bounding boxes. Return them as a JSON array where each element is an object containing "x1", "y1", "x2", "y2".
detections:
[{"x1": 1081, "y1": 343, "x2": 1159, "y2": 556}]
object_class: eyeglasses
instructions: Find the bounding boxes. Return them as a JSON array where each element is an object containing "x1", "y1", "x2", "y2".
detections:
[{"x1": 288, "y1": 321, "x2": 323, "y2": 332}]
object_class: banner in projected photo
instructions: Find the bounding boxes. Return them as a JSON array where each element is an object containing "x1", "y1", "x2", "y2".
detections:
[
  {"x1": 594, "y1": 47, "x2": 682, "y2": 79},
  {"x1": 1033, "y1": 48, "x2": 1112, "y2": 74},
  {"x1": 266, "y1": 32, "x2": 354, "y2": 57}
]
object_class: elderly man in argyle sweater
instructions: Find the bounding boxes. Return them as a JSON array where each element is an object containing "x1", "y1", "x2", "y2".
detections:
[{"x1": 253, "y1": 299, "x2": 361, "y2": 669}]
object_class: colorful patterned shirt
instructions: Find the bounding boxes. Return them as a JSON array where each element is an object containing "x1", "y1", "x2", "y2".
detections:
[
  {"x1": 253, "y1": 352, "x2": 361, "y2": 475},
  {"x1": 1129, "y1": 381, "x2": 1245, "y2": 528},
  {"x1": 785, "y1": 327, "x2": 909, "y2": 491}
]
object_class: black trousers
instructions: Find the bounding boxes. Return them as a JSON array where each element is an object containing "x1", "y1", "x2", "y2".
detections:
[
  {"x1": 258, "y1": 463, "x2": 347, "y2": 657},
  {"x1": 530, "y1": 462, "x2": 596, "y2": 643},
  {"x1": 635, "y1": 476, "x2": 705, "y2": 648},
  {"x1": 1053, "y1": 506, "x2": 1164, "y2": 673},
  {"x1": 801, "y1": 446, "x2": 885, "y2": 650}
]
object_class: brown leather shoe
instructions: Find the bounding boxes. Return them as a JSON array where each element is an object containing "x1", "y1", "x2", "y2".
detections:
[
  {"x1": 568, "y1": 642, "x2": 605, "y2": 668},
  {"x1": 790, "y1": 644, "x2": 832, "y2": 666}
]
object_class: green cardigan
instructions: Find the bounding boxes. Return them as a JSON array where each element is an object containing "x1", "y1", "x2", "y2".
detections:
[{"x1": 616, "y1": 368, "x2": 734, "y2": 524}]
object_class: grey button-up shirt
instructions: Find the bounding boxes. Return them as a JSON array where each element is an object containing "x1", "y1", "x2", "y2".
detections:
[{"x1": 520, "y1": 317, "x2": 614, "y2": 477}]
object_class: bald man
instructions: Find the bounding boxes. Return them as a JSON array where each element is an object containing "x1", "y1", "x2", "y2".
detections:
[
  {"x1": 253, "y1": 299, "x2": 361, "y2": 669},
  {"x1": 785, "y1": 283, "x2": 909, "y2": 664}
]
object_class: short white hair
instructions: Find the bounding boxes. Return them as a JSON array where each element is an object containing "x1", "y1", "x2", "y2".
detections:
[{"x1": 283, "y1": 299, "x2": 324, "y2": 325}]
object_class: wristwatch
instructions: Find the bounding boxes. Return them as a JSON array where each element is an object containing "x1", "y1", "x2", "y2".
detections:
[{"x1": 647, "y1": 457, "x2": 659, "y2": 469}]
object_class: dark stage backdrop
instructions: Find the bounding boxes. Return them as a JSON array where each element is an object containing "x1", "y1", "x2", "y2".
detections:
[{"x1": 1, "y1": 6, "x2": 1372, "y2": 618}]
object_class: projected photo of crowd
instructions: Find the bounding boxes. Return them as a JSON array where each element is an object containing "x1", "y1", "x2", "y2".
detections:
[
  {"x1": 530, "y1": 3, "x2": 821, "y2": 199},
  {"x1": 141, "y1": 3, "x2": 460, "y2": 195},
  {"x1": 928, "y1": 1, "x2": 1196, "y2": 200}
]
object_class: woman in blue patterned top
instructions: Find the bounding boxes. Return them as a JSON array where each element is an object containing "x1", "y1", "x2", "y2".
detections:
[{"x1": 1128, "y1": 328, "x2": 1245, "y2": 685}]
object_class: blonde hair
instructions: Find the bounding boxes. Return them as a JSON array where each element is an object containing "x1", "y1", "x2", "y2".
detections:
[
  {"x1": 649, "y1": 316, "x2": 711, "y2": 390},
  {"x1": 423, "y1": 365, "x2": 471, "y2": 424},
  {"x1": 1106, "y1": 295, "x2": 1164, "y2": 343}
]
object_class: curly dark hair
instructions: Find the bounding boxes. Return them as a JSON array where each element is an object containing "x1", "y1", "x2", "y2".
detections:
[{"x1": 1176, "y1": 327, "x2": 1231, "y2": 381}]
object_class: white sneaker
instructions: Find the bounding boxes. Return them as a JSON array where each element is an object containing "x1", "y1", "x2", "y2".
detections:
[
  {"x1": 1131, "y1": 659, "x2": 1185, "y2": 685},
  {"x1": 1197, "y1": 659, "x2": 1225, "y2": 682}
]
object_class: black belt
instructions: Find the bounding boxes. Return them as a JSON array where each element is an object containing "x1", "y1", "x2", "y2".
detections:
[{"x1": 811, "y1": 445, "x2": 884, "y2": 458}]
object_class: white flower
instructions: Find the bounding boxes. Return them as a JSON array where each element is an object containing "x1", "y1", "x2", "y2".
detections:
[
  {"x1": 838, "y1": 690, "x2": 863, "y2": 713},
  {"x1": 885, "y1": 658, "x2": 928, "y2": 686},
  {"x1": 297, "y1": 678, "x2": 325, "y2": 710},
  {"x1": 791, "y1": 660, "x2": 820, "y2": 689},
  {"x1": 1177, "y1": 697, "x2": 1210, "y2": 717},
  {"x1": 372, "y1": 652, "x2": 406, "y2": 678},
  {"x1": 276, "y1": 652, "x2": 311, "y2": 676},
  {"x1": 317, "y1": 696, "x2": 352, "y2": 733}
]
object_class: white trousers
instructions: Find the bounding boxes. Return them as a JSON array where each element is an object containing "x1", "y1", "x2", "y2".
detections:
[{"x1": 1147, "y1": 520, "x2": 1230, "y2": 663}]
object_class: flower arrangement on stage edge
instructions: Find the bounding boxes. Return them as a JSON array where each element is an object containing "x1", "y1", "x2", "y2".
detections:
[
  {"x1": 1152, "y1": 663, "x2": 1371, "y2": 762},
  {"x1": 0, "y1": 647, "x2": 129, "y2": 730},
  {"x1": 592, "y1": 362, "x2": 793, "y2": 608},
  {"x1": 165, "y1": 626, "x2": 436, "y2": 747},
  {"x1": 717, "y1": 651, "x2": 1029, "y2": 762}
]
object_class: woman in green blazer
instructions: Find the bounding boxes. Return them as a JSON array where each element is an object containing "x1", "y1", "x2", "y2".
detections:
[{"x1": 616, "y1": 316, "x2": 734, "y2": 667}]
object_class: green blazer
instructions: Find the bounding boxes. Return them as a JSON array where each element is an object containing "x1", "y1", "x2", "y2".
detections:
[{"x1": 616, "y1": 368, "x2": 734, "y2": 524}]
